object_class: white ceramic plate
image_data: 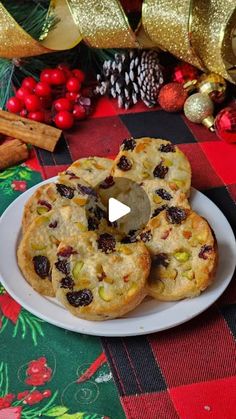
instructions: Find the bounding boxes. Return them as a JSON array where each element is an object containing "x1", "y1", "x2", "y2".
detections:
[{"x1": 0, "y1": 177, "x2": 235, "y2": 337}]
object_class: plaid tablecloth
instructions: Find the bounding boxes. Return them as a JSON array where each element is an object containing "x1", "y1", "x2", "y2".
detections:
[{"x1": 0, "y1": 97, "x2": 235, "y2": 419}]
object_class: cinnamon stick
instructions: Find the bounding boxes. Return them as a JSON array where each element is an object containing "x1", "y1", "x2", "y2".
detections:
[
  {"x1": 0, "y1": 110, "x2": 62, "y2": 152},
  {"x1": 0, "y1": 139, "x2": 29, "y2": 170}
]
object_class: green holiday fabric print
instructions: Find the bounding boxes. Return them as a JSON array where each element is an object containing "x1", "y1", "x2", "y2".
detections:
[
  {"x1": 0, "y1": 164, "x2": 125, "y2": 419},
  {"x1": 0, "y1": 164, "x2": 42, "y2": 214}
]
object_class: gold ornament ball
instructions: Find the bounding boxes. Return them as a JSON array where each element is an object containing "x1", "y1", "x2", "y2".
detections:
[
  {"x1": 184, "y1": 93, "x2": 214, "y2": 126},
  {"x1": 197, "y1": 73, "x2": 227, "y2": 103}
]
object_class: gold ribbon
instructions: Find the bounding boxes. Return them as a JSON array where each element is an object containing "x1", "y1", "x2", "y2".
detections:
[{"x1": 0, "y1": 0, "x2": 235, "y2": 83}]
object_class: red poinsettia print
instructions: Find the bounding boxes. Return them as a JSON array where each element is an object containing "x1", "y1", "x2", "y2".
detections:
[
  {"x1": 17, "y1": 389, "x2": 51, "y2": 404},
  {"x1": 0, "y1": 293, "x2": 21, "y2": 324},
  {"x1": 25, "y1": 357, "x2": 52, "y2": 386},
  {"x1": 0, "y1": 406, "x2": 22, "y2": 419},
  {"x1": 11, "y1": 180, "x2": 27, "y2": 192},
  {"x1": 0, "y1": 393, "x2": 15, "y2": 409}
]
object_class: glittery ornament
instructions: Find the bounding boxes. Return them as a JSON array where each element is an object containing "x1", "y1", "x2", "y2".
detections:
[
  {"x1": 197, "y1": 73, "x2": 227, "y2": 104},
  {"x1": 184, "y1": 93, "x2": 214, "y2": 129},
  {"x1": 172, "y1": 63, "x2": 199, "y2": 84},
  {"x1": 215, "y1": 107, "x2": 236, "y2": 143},
  {"x1": 158, "y1": 83, "x2": 188, "y2": 112}
]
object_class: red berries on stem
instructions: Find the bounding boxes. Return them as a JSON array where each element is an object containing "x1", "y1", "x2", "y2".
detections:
[
  {"x1": 7, "y1": 97, "x2": 23, "y2": 113},
  {"x1": 66, "y1": 77, "x2": 81, "y2": 92},
  {"x1": 24, "y1": 94, "x2": 42, "y2": 112},
  {"x1": 54, "y1": 111, "x2": 74, "y2": 130},
  {"x1": 6, "y1": 65, "x2": 88, "y2": 130}
]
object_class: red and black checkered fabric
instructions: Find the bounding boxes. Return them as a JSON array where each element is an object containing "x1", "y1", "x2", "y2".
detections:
[{"x1": 35, "y1": 97, "x2": 236, "y2": 419}]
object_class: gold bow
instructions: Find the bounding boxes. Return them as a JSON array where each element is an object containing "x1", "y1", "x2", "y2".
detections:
[{"x1": 0, "y1": 0, "x2": 235, "y2": 83}]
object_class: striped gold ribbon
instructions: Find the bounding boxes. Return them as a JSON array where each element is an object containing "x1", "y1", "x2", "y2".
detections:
[{"x1": 0, "y1": 0, "x2": 235, "y2": 82}]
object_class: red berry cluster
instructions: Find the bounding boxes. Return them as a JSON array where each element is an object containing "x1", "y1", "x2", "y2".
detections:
[
  {"x1": 6, "y1": 65, "x2": 89, "y2": 130},
  {"x1": 25, "y1": 356, "x2": 52, "y2": 386},
  {"x1": 0, "y1": 393, "x2": 15, "y2": 409},
  {"x1": 17, "y1": 389, "x2": 51, "y2": 406}
]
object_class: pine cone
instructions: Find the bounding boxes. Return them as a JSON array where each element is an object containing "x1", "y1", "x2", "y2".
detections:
[{"x1": 95, "y1": 50, "x2": 164, "y2": 109}]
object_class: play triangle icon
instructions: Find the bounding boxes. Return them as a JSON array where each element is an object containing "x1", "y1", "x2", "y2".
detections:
[{"x1": 108, "y1": 197, "x2": 131, "y2": 223}]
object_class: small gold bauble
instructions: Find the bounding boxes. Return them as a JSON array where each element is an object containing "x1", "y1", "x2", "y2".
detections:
[
  {"x1": 197, "y1": 73, "x2": 227, "y2": 104},
  {"x1": 184, "y1": 93, "x2": 214, "y2": 128}
]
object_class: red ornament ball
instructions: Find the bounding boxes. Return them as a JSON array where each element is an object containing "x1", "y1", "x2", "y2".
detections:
[
  {"x1": 172, "y1": 62, "x2": 199, "y2": 84},
  {"x1": 35, "y1": 82, "x2": 51, "y2": 97},
  {"x1": 28, "y1": 111, "x2": 45, "y2": 123},
  {"x1": 54, "y1": 111, "x2": 74, "y2": 129},
  {"x1": 6, "y1": 97, "x2": 24, "y2": 113},
  {"x1": 158, "y1": 82, "x2": 188, "y2": 112},
  {"x1": 22, "y1": 76, "x2": 37, "y2": 91},
  {"x1": 215, "y1": 107, "x2": 236, "y2": 143},
  {"x1": 54, "y1": 98, "x2": 72, "y2": 112},
  {"x1": 73, "y1": 104, "x2": 86, "y2": 120},
  {"x1": 24, "y1": 94, "x2": 41, "y2": 112},
  {"x1": 66, "y1": 77, "x2": 81, "y2": 93},
  {"x1": 50, "y1": 69, "x2": 66, "y2": 85},
  {"x1": 40, "y1": 68, "x2": 53, "y2": 84}
]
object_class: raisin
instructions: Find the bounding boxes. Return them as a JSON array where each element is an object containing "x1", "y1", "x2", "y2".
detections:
[
  {"x1": 155, "y1": 188, "x2": 172, "y2": 201},
  {"x1": 65, "y1": 170, "x2": 79, "y2": 179},
  {"x1": 49, "y1": 220, "x2": 58, "y2": 229},
  {"x1": 55, "y1": 260, "x2": 70, "y2": 275},
  {"x1": 93, "y1": 205, "x2": 106, "y2": 220},
  {"x1": 37, "y1": 200, "x2": 52, "y2": 210},
  {"x1": 99, "y1": 176, "x2": 115, "y2": 189},
  {"x1": 57, "y1": 246, "x2": 77, "y2": 258},
  {"x1": 56, "y1": 183, "x2": 75, "y2": 199},
  {"x1": 153, "y1": 162, "x2": 169, "y2": 179},
  {"x1": 121, "y1": 229, "x2": 138, "y2": 243},
  {"x1": 97, "y1": 233, "x2": 116, "y2": 254},
  {"x1": 77, "y1": 184, "x2": 97, "y2": 197},
  {"x1": 33, "y1": 255, "x2": 50, "y2": 279},
  {"x1": 159, "y1": 143, "x2": 176, "y2": 153},
  {"x1": 107, "y1": 220, "x2": 118, "y2": 228},
  {"x1": 153, "y1": 253, "x2": 170, "y2": 268},
  {"x1": 199, "y1": 245, "x2": 213, "y2": 260},
  {"x1": 140, "y1": 230, "x2": 152, "y2": 242},
  {"x1": 166, "y1": 207, "x2": 187, "y2": 224},
  {"x1": 66, "y1": 289, "x2": 93, "y2": 307},
  {"x1": 88, "y1": 217, "x2": 99, "y2": 231},
  {"x1": 60, "y1": 276, "x2": 74, "y2": 290},
  {"x1": 151, "y1": 205, "x2": 168, "y2": 218},
  {"x1": 117, "y1": 156, "x2": 132, "y2": 171},
  {"x1": 121, "y1": 138, "x2": 136, "y2": 151}
]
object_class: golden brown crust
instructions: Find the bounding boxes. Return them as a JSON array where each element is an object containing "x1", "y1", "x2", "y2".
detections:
[
  {"x1": 22, "y1": 184, "x2": 52, "y2": 234},
  {"x1": 61, "y1": 157, "x2": 113, "y2": 187},
  {"x1": 112, "y1": 138, "x2": 191, "y2": 196},
  {"x1": 52, "y1": 233, "x2": 151, "y2": 320},
  {"x1": 142, "y1": 209, "x2": 218, "y2": 301}
]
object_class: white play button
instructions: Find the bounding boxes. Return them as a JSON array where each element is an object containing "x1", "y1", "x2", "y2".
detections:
[{"x1": 108, "y1": 197, "x2": 131, "y2": 222}]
